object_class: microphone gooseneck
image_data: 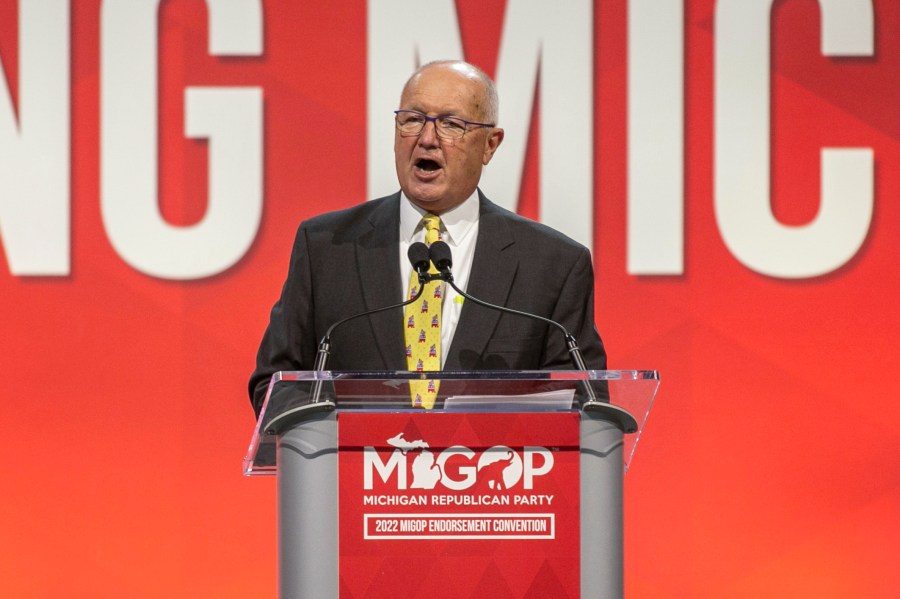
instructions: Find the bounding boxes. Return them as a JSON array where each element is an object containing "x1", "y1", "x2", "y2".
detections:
[
  {"x1": 309, "y1": 242, "x2": 431, "y2": 403},
  {"x1": 426, "y1": 240, "x2": 601, "y2": 405}
]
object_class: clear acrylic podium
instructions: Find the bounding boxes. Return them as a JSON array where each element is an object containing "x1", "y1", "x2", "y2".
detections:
[{"x1": 244, "y1": 370, "x2": 659, "y2": 599}]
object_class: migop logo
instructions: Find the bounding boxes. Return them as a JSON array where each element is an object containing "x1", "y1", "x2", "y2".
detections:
[{"x1": 363, "y1": 433, "x2": 554, "y2": 491}]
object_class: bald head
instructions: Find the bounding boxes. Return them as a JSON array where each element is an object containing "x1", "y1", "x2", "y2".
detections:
[{"x1": 402, "y1": 60, "x2": 499, "y2": 124}]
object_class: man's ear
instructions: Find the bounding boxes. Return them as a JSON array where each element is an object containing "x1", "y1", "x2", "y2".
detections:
[{"x1": 482, "y1": 128, "x2": 504, "y2": 165}]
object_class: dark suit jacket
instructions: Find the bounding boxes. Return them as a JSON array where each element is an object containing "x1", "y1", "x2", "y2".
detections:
[{"x1": 248, "y1": 191, "x2": 606, "y2": 413}]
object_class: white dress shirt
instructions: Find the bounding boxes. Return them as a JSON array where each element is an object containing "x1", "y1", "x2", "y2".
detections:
[{"x1": 399, "y1": 191, "x2": 479, "y2": 367}]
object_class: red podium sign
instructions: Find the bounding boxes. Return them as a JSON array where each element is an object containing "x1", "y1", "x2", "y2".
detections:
[{"x1": 338, "y1": 411, "x2": 581, "y2": 598}]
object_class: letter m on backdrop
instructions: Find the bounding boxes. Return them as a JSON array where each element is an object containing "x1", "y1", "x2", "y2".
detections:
[{"x1": 366, "y1": 0, "x2": 594, "y2": 252}]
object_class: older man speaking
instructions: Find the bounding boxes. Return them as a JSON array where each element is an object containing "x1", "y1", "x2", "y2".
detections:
[{"x1": 249, "y1": 60, "x2": 606, "y2": 414}]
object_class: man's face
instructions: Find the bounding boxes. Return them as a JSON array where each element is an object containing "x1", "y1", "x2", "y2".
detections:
[{"x1": 394, "y1": 65, "x2": 504, "y2": 214}]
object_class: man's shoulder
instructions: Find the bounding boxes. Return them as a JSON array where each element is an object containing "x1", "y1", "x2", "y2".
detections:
[{"x1": 479, "y1": 194, "x2": 589, "y2": 256}]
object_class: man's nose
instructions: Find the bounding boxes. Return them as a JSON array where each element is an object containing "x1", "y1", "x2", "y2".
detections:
[{"x1": 417, "y1": 119, "x2": 439, "y2": 146}]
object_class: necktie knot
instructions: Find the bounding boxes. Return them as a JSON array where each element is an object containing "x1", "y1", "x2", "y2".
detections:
[{"x1": 422, "y1": 214, "x2": 442, "y2": 247}]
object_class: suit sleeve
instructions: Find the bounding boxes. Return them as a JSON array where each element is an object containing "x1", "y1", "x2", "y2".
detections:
[
  {"x1": 540, "y1": 246, "x2": 607, "y2": 370},
  {"x1": 247, "y1": 224, "x2": 318, "y2": 415}
]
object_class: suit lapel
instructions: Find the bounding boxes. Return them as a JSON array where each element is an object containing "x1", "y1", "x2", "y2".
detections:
[
  {"x1": 356, "y1": 194, "x2": 406, "y2": 370},
  {"x1": 444, "y1": 193, "x2": 518, "y2": 369}
]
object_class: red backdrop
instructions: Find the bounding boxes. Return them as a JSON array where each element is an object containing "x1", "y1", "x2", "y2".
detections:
[{"x1": 1, "y1": 1, "x2": 898, "y2": 597}]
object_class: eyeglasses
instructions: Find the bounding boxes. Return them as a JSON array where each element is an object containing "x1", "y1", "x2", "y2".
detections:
[{"x1": 394, "y1": 110, "x2": 495, "y2": 141}]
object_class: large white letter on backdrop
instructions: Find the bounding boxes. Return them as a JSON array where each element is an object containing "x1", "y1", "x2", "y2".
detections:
[
  {"x1": 715, "y1": 0, "x2": 873, "y2": 278},
  {"x1": 482, "y1": 0, "x2": 593, "y2": 251},
  {"x1": 367, "y1": 0, "x2": 463, "y2": 202},
  {"x1": 627, "y1": 0, "x2": 684, "y2": 274},
  {"x1": 367, "y1": 0, "x2": 594, "y2": 252},
  {"x1": 0, "y1": 0, "x2": 69, "y2": 275},
  {"x1": 101, "y1": 0, "x2": 263, "y2": 280}
]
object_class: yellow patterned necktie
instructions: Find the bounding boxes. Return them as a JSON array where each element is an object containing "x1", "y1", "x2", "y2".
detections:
[{"x1": 404, "y1": 214, "x2": 443, "y2": 408}]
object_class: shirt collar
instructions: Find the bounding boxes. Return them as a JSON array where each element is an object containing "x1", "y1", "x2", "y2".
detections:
[{"x1": 399, "y1": 190, "x2": 480, "y2": 245}]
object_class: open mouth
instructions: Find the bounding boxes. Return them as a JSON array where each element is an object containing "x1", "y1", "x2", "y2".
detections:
[{"x1": 415, "y1": 158, "x2": 442, "y2": 173}]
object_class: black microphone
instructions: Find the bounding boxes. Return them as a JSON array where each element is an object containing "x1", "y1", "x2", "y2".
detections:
[
  {"x1": 407, "y1": 241, "x2": 431, "y2": 286},
  {"x1": 427, "y1": 240, "x2": 602, "y2": 405},
  {"x1": 308, "y1": 242, "x2": 431, "y2": 403}
]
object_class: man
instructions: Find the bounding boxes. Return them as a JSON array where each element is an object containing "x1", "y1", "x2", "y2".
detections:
[{"x1": 248, "y1": 60, "x2": 606, "y2": 414}]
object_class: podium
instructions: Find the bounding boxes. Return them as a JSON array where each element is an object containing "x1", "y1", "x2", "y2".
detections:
[{"x1": 244, "y1": 370, "x2": 659, "y2": 599}]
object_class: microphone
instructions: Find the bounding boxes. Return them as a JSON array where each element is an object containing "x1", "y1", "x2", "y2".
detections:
[
  {"x1": 308, "y1": 242, "x2": 431, "y2": 403},
  {"x1": 427, "y1": 240, "x2": 602, "y2": 405},
  {"x1": 407, "y1": 241, "x2": 431, "y2": 286},
  {"x1": 429, "y1": 240, "x2": 453, "y2": 275}
]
